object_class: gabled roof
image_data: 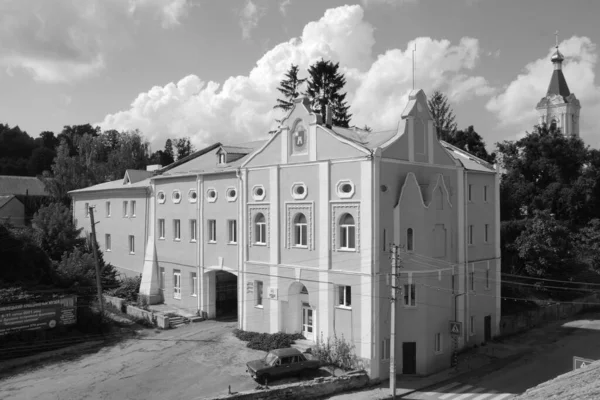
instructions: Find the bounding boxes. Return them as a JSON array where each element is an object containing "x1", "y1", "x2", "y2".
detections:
[
  {"x1": 124, "y1": 170, "x2": 154, "y2": 184},
  {"x1": 330, "y1": 126, "x2": 398, "y2": 150},
  {"x1": 0, "y1": 195, "x2": 20, "y2": 209},
  {"x1": 440, "y1": 141, "x2": 496, "y2": 173},
  {"x1": 0, "y1": 176, "x2": 48, "y2": 196},
  {"x1": 218, "y1": 145, "x2": 253, "y2": 155}
]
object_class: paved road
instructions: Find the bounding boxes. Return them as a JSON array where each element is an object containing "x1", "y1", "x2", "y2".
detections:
[
  {"x1": 403, "y1": 381, "x2": 514, "y2": 400},
  {"x1": 0, "y1": 320, "x2": 265, "y2": 400}
]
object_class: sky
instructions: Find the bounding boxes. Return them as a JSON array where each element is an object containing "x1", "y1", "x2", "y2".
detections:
[{"x1": 1, "y1": 0, "x2": 600, "y2": 153}]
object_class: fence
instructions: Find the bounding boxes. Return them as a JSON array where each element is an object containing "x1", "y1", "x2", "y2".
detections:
[{"x1": 499, "y1": 292, "x2": 600, "y2": 337}]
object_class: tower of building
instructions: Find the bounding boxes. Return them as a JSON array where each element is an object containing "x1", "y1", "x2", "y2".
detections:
[{"x1": 536, "y1": 35, "x2": 581, "y2": 136}]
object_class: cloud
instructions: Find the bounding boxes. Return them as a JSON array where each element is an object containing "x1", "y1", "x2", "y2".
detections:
[
  {"x1": 0, "y1": 0, "x2": 190, "y2": 83},
  {"x1": 239, "y1": 0, "x2": 265, "y2": 40},
  {"x1": 486, "y1": 36, "x2": 600, "y2": 144},
  {"x1": 279, "y1": 0, "x2": 292, "y2": 16},
  {"x1": 361, "y1": 0, "x2": 419, "y2": 7},
  {"x1": 99, "y1": 5, "x2": 494, "y2": 151}
]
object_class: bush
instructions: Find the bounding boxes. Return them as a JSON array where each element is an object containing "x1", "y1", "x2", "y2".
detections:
[
  {"x1": 233, "y1": 329, "x2": 304, "y2": 352},
  {"x1": 312, "y1": 332, "x2": 360, "y2": 371},
  {"x1": 105, "y1": 275, "x2": 142, "y2": 302}
]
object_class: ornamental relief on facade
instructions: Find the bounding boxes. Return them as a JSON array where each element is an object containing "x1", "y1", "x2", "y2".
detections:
[
  {"x1": 247, "y1": 205, "x2": 270, "y2": 248},
  {"x1": 285, "y1": 202, "x2": 314, "y2": 250},
  {"x1": 331, "y1": 202, "x2": 360, "y2": 253}
]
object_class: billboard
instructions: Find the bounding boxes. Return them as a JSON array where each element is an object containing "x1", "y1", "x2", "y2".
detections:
[{"x1": 0, "y1": 296, "x2": 77, "y2": 336}]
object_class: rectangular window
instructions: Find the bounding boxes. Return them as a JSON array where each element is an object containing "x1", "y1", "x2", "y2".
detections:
[
  {"x1": 131, "y1": 200, "x2": 136, "y2": 217},
  {"x1": 159, "y1": 267, "x2": 165, "y2": 290},
  {"x1": 434, "y1": 333, "x2": 442, "y2": 353},
  {"x1": 85, "y1": 203, "x2": 90, "y2": 218},
  {"x1": 129, "y1": 235, "x2": 135, "y2": 254},
  {"x1": 468, "y1": 225, "x2": 474, "y2": 245},
  {"x1": 208, "y1": 219, "x2": 216, "y2": 243},
  {"x1": 470, "y1": 271, "x2": 475, "y2": 291},
  {"x1": 468, "y1": 184, "x2": 473, "y2": 202},
  {"x1": 106, "y1": 201, "x2": 111, "y2": 217},
  {"x1": 158, "y1": 219, "x2": 165, "y2": 239},
  {"x1": 337, "y1": 286, "x2": 351, "y2": 308},
  {"x1": 486, "y1": 269, "x2": 490, "y2": 290},
  {"x1": 470, "y1": 316, "x2": 475, "y2": 335},
  {"x1": 123, "y1": 201, "x2": 128, "y2": 217},
  {"x1": 484, "y1": 185, "x2": 488, "y2": 202},
  {"x1": 228, "y1": 220, "x2": 237, "y2": 244},
  {"x1": 191, "y1": 272, "x2": 197, "y2": 296},
  {"x1": 340, "y1": 225, "x2": 356, "y2": 250},
  {"x1": 255, "y1": 280, "x2": 263, "y2": 307},
  {"x1": 403, "y1": 283, "x2": 416, "y2": 307},
  {"x1": 105, "y1": 234, "x2": 111, "y2": 251},
  {"x1": 383, "y1": 229, "x2": 386, "y2": 252},
  {"x1": 381, "y1": 338, "x2": 390, "y2": 360},
  {"x1": 190, "y1": 219, "x2": 197, "y2": 242},
  {"x1": 451, "y1": 274, "x2": 456, "y2": 293},
  {"x1": 484, "y1": 224, "x2": 489, "y2": 243},
  {"x1": 173, "y1": 219, "x2": 181, "y2": 241},
  {"x1": 173, "y1": 270, "x2": 181, "y2": 299}
]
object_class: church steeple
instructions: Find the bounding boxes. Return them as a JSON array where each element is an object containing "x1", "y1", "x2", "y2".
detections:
[{"x1": 535, "y1": 32, "x2": 581, "y2": 137}]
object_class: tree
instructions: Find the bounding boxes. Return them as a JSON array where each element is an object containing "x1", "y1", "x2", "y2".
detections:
[
  {"x1": 54, "y1": 246, "x2": 117, "y2": 291},
  {"x1": 274, "y1": 64, "x2": 306, "y2": 118},
  {"x1": 427, "y1": 91, "x2": 457, "y2": 141},
  {"x1": 105, "y1": 130, "x2": 150, "y2": 180},
  {"x1": 174, "y1": 137, "x2": 194, "y2": 160},
  {"x1": 56, "y1": 124, "x2": 101, "y2": 156},
  {"x1": 38, "y1": 131, "x2": 59, "y2": 149},
  {"x1": 28, "y1": 147, "x2": 56, "y2": 175},
  {"x1": 450, "y1": 126, "x2": 495, "y2": 163},
  {"x1": 163, "y1": 139, "x2": 175, "y2": 165},
  {"x1": 32, "y1": 202, "x2": 85, "y2": 262},
  {"x1": 0, "y1": 223, "x2": 53, "y2": 285},
  {"x1": 574, "y1": 219, "x2": 600, "y2": 274},
  {"x1": 305, "y1": 59, "x2": 352, "y2": 127}
]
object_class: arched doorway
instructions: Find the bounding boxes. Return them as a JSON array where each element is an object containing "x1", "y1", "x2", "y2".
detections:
[
  {"x1": 287, "y1": 282, "x2": 315, "y2": 341},
  {"x1": 215, "y1": 271, "x2": 237, "y2": 319}
]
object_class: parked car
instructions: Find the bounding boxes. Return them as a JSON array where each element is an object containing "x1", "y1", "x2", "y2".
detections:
[{"x1": 246, "y1": 348, "x2": 321, "y2": 384}]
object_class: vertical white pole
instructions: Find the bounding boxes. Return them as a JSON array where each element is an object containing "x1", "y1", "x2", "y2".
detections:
[{"x1": 390, "y1": 245, "x2": 397, "y2": 399}]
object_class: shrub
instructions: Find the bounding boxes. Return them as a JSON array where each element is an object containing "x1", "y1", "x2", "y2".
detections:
[
  {"x1": 232, "y1": 329, "x2": 304, "y2": 352},
  {"x1": 312, "y1": 332, "x2": 360, "y2": 371},
  {"x1": 105, "y1": 275, "x2": 142, "y2": 302}
]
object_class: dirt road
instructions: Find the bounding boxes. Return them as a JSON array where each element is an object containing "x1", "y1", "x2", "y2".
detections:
[{"x1": 0, "y1": 320, "x2": 264, "y2": 400}]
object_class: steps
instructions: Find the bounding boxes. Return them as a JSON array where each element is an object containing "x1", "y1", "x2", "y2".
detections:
[
  {"x1": 167, "y1": 315, "x2": 190, "y2": 329},
  {"x1": 291, "y1": 339, "x2": 316, "y2": 353}
]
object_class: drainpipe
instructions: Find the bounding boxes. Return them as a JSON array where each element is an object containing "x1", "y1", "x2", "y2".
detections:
[
  {"x1": 197, "y1": 174, "x2": 201, "y2": 314},
  {"x1": 236, "y1": 167, "x2": 244, "y2": 330},
  {"x1": 464, "y1": 169, "x2": 469, "y2": 346}
]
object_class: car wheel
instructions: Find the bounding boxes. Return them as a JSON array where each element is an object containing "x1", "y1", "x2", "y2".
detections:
[{"x1": 260, "y1": 374, "x2": 271, "y2": 385}]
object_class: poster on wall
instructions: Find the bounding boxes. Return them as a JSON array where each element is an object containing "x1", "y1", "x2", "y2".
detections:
[{"x1": 0, "y1": 296, "x2": 77, "y2": 336}]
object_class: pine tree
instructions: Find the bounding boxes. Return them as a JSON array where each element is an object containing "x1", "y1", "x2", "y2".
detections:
[
  {"x1": 274, "y1": 64, "x2": 306, "y2": 117},
  {"x1": 305, "y1": 59, "x2": 352, "y2": 128},
  {"x1": 427, "y1": 91, "x2": 457, "y2": 141},
  {"x1": 163, "y1": 139, "x2": 175, "y2": 165}
]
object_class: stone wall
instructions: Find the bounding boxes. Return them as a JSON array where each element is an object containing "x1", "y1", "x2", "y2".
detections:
[
  {"x1": 103, "y1": 295, "x2": 126, "y2": 313},
  {"x1": 499, "y1": 293, "x2": 600, "y2": 337},
  {"x1": 207, "y1": 371, "x2": 369, "y2": 400}
]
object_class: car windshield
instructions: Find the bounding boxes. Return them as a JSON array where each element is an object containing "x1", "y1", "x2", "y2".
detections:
[{"x1": 264, "y1": 353, "x2": 278, "y2": 365}]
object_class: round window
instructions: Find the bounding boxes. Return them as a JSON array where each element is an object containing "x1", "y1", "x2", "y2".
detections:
[
  {"x1": 174, "y1": 192, "x2": 180, "y2": 200},
  {"x1": 228, "y1": 188, "x2": 237, "y2": 198},
  {"x1": 295, "y1": 186, "x2": 305, "y2": 195},
  {"x1": 341, "y1": 183, "x2": 353, "y2": 193},
  {"x1": 191, "y1": 192, "x2": 197, "y2": 200},
  {"x1": 255, "y1": 187, "x2": 264, "y2": 196},
  {"x1": 208, "y1": 190, "x2": 216, "y2": 198},
  {"x1": 158, "y1": 192, "x2": 165, "y2": 202}
]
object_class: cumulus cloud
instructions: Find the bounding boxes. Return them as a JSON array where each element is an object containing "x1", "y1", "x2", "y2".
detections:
[
  {"x1": 279, "y1": 0, "x2": 292, "y2": 16},
  {"x1": 239, "y1": 0, "x2": 265, "y2": 40},
  {"x1": 0, "y1": 0, "x2": 190, "y2": 83},
  {"x1": 361, "y1": 0, "x2": 419, "y2": 7},
  {"x1": 486, "y1": 36, "x2": 600, "y2": 144},
  {"x1": 99, "y1": 4, "x2": 494, "y2": 151}
]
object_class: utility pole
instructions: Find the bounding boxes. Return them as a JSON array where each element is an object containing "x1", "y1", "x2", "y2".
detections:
[
  {"x1": 89, "y1": 206, "x2": 104, "y2": 314},
  {"x1": 389, "y1": 244, "x2": 402, "y2": 399}
]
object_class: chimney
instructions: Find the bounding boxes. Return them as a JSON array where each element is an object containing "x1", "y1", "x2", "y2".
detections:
[{"x1": 325, "y1": 104, "x2": 333, "y2": 128}]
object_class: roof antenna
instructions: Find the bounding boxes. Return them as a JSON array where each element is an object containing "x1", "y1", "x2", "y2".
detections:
[{"x1": 412, "y1": 41, "x2": 417, "y2": 90}]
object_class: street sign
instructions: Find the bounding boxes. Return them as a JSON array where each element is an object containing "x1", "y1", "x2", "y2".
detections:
[
  {"x1": 450, "y1": 321, "x2": 462, "y2": 337},
  {"x1": 573, "y1": 356, "x2": 595, "y2": 371}
]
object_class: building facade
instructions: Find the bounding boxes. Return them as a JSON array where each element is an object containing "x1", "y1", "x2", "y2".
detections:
[{"x1": 70, "y1": 89, "x2": 501, "y2": 379}]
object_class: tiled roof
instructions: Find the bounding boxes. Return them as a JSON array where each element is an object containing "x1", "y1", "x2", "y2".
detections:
[
  {"x1": 440, "y1": 141, "x2": 496, "y2": 173},
  {"x1": 330, "y1": 126, "x2": 398, "y2": 150},
  {"x1": 0, "y1": 176, "x2": 48, "y2": 196},
  {"x1": 0, "y1": 195, "x2": 18, "y2": 209}
]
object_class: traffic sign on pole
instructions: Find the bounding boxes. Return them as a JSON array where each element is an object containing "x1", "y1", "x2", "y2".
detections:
[
  {"x1": 450, "y1": 321, "x2": 462, "y2": 337},
  {"x1": 573, "y1": 356, "x2": 595, "y2": 371}
]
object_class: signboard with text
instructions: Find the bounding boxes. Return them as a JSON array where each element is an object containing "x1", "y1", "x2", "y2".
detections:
[
  {"x1": 450, "y1": 321, "x2": 462, "y2": 337},
  {"x1": 0, "y1": 296, "x2": 77, "y2": 337},
  {"x1": 573, "y1": 356, "x2": 595, "y2": 371}
]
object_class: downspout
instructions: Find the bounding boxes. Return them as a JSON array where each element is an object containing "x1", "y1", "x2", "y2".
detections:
[
  {"x1": 236, "y1": 167, "x2": 244, "y2": 330},
  {"x1": 197, "y1": 174, "x2": 201, "y2": 314},
  {"x1": 464, "y1": 169, "x2": 469, "y2": 346}
]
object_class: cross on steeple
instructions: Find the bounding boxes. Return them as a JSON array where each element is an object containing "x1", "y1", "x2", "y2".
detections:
[{"x1": 555, "y1": 30, "x2": 559, "y2": 47}]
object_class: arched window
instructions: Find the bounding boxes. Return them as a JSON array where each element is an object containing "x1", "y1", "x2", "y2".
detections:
[
  {"x1": 340, "y1": 214, "x2": 356, "y2": 250},
  {"x1": 294, "y1": 213, "x2": 308, "y2": 247},
  {"x1": 406, "y1": 228, "x2": 414, "y2": 252},
  {"x1": 255, "y1": 213, "x2": 266, "y2": 245}
]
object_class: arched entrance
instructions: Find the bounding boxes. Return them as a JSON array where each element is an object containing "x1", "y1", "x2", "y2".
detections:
[
  {"x1": 287, "y1": 282, "x2": 315, "y2": 341},
  {"x1": 215, "y1": 271, "x2": 237, "y2": 319}
]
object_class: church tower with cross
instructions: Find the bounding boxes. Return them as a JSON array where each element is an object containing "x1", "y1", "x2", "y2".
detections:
[{"x1": 536, "y1": 32, "x2": 581, "y2": 136}]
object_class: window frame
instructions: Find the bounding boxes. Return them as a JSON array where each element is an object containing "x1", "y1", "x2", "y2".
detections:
[
  {"x1": 468, "y1": 184, "x2": 473, "y2": 202},
  {"x1": 403, "y1": 283, "x2": 416, "y2": 308},
  {"x1": 207, "y1": 219, "x2": 217, "y2": 243},
  {"x1": 158, "y1": 219, "x2": 165, "y2": 240},
  {"x1": 159, "y1": 267, "x2": 165, "y2": 290},
  {"x1": 128, "y1": 235, "x2": 135, "y2": 254},
  {"x1": 293, "y1": 213, "x2": 308, "y2": 248},
  {"x1": 255, "y1": 280, "x2": 263, "y2": 308},
  {"x1": 105, "y1": 233, "x2": 111, "y2": 252},
  {"x1": 123, "y1": 201, "x2": 128, "y2": 217},
  {"x1": 228, "y1": 219, "x2": 237, "y2": 244},
  {"x1": 339, "y1": 213, "x2": 356, "y2": 251},
  {"x1": 485, "y1": 268, "x2": 490, "y2": 290},
  {"x1": 336, "y1": 285, "x2": 352, "y2": 308},
  {"x1": 254, "y1": 213, "x2": 266, "y2": 245},
  {"x1": 470, "y1": 316, "x2": 475, "y2": 336},
  {"x1": 469, "y1": 271, "x2": 475, "y2": 292},
  {"x1": 190, "y1": 219, "x2": 197, "y2": 242},
  {"x1": 483, "y1": 185, "x2": 488, "y2": 203},
  {"x1": 484, "y1": 224, "x2": 489, "y2": 243},
  {"x1": 191, "y1": 272, "x2": 197, "y2": 297},
  {"x1": 173, "y1": 219, "x2": 181, "y2": 241},
  {"x1": 468, "y1": 225, "x2": 474, "y2": 245},
  {"x1": 173, "y1": 270, "x2": 181, "y2": 300},
  {"x1": 85, "y1": 203, "x2": 90, "y2": 218},
  {"x1": 131, "y1": 200, "x2": 136, "y2": 217},
  {"x1": 406, "y1": 228, "x2": 414, "y2": 252},
  {"x1": 106, "y1": 201, "x2": 111, "y2": 218},
  {"x1": 434, "y1": 333, "x2": 443, "y2": 354}
]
